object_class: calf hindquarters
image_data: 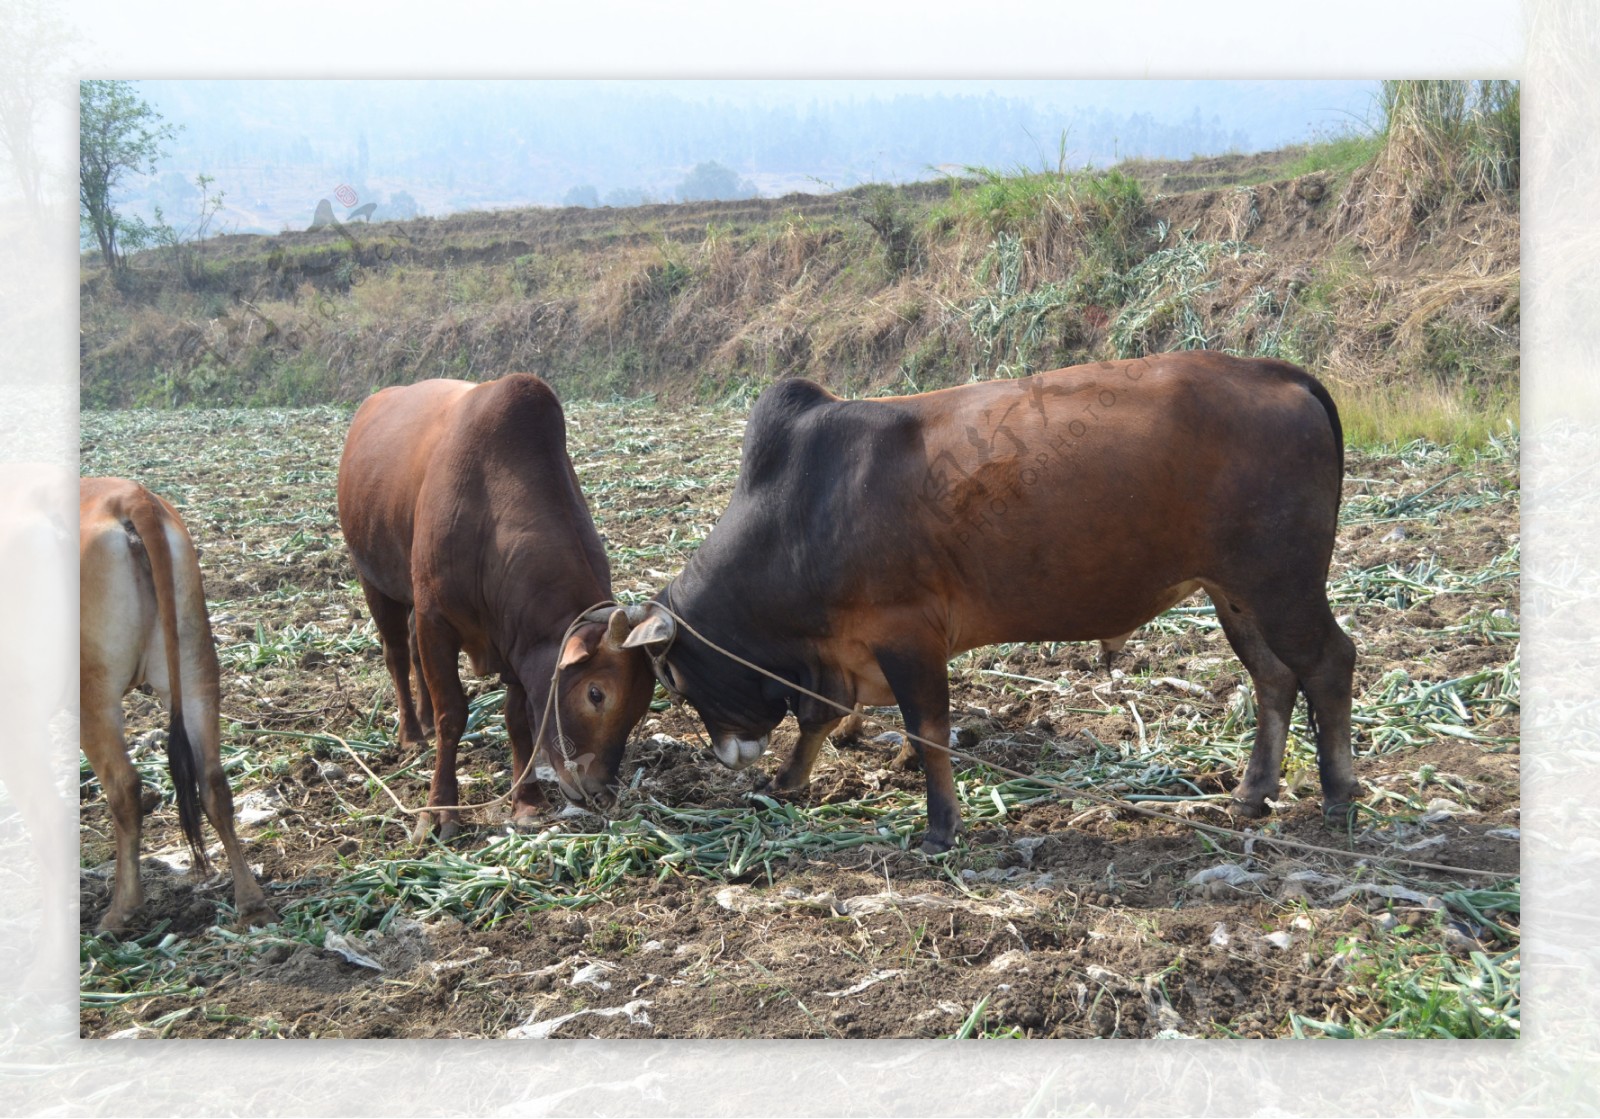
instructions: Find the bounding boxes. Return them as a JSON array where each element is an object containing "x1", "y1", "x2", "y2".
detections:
[{"x1": 79, "y1": 480, "x2": 275, "y2": 935}]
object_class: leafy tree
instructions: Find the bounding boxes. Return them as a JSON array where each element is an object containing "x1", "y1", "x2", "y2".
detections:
[
  {"x1": 376, "y1": 190, "x2": 419, "y2": 221},
  {"x1": 80, "y1": 79, "x2": 178, "y2": 273},
  {"x1": 151, "y1": 172, "x2": 224, "y2": 287},
  {"x1": 675, "y1": 160, "x2": 755, "y2": 202},
  {"x1": 0, "y1": 0, "x2": 78, "y2": 217},
  {"x1": 561, "y1": 184, "x2": 599, "y2": 208},
  {"x1": 603, "y1": 185, "x2": 652, "y2": 208}
]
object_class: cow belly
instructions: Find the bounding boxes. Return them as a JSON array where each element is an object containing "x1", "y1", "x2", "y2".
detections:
[{"x1": 949, "y1": 578, "x2": 1202, "y2": 653}]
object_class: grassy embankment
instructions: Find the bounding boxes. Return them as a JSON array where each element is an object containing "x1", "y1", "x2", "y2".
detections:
[{"x1": 80, "y1": 80, "x2": 1519, "y2": 447}]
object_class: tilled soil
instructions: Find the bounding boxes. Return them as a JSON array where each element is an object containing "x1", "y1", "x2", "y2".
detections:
[{"x1": 76, "y1": 404, "x2": 1520, "y2": 1039}]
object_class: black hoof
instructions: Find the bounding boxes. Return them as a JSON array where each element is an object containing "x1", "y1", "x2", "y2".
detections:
[
  {"x1": 1230, "y1": 797, "x2": 1271, "y2": 820},
  {"x1": 919, "y1": 834, "x2": 956, "y2": 856},
  {"x1": 1322, "y1": 802, "x2": 1357, "y2": 830},
  {"x1": 413, "y1": 814, "x2": 461, "y2": 843}
]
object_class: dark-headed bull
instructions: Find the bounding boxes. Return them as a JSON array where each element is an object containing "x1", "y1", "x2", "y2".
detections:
[{"x1": 624, "y1": 353, "x2": 1356, "y2": 853}]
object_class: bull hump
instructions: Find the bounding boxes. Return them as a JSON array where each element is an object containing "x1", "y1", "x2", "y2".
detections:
[
  {"x1": 462, "y1": 378, "x2": 565, "y2": 445},
  {"x1": 750, "y1": 378, "x2": 832, "y2": 430}
]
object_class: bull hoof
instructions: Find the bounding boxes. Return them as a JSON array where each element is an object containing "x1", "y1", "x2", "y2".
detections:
[
  {"x1": 507, "y1": 809, "x2": 545, "y2": 833},
  {"x1": 94, "y1": 914, "x2": 133, "y2": 939},
  {"x1": 236, "y1": 901, "x2": 279, "y2": 930},
  {"x1": 1322, "y1": 802, "x2": 1357, "y2": 830},
  {"x1": 889, "y1": 747, "x2": 922, "y2": 774},
  {"x1": 921, "y1": 826, "x2": 953, "y2": 858},
  {"x1": 832, "y1": 713, "x2": 866, "y2": 743},
  {"x1": 755, "y1": 772, "x2": 809, "y2": 799},
  {"x1": 1229, "y1": 797, "x2": 1272, "y2": 820},
  {"x1": 413, "y1": 813, "x2": 461, "y2": 843}
]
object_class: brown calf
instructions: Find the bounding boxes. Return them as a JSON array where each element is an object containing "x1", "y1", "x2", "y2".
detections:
[{"x1": 79, "y1": 477, "x2": 276, "y2": 934}]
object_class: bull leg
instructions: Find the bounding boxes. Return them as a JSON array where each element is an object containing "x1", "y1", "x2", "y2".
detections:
[
  {"x1": 80, "y1": 700, "x2": 144, "y2": 935},
  {"x1": 361, "y1": 579, "x2": 427, "y2": 747},
  {"x1": 1099, "y1": 631, "x2": 1133, "y2": 672},
  {"x1": 413, "y1": 612, "x2": 467, "y2": 842},
  {"x1": 766, "y1": 716, "x2": 844, "y2": 796},
  {"x1": 1258, "y1": 603, "x2": 1359, "y2": 827},
  {"x1": 197, "y1": 754, "x2": 277, "y2": 929},
  {"x1": 503, "y1": 676, "x2": 551, "y2": 831},
  {"x1": 408, "y1": 610, "x2": 435, "y2": 737},
  {"x1": 876, "y1": 648, "x2": 962, "y2": 855},
  {"x1": 1211, "y1": 593, "x2": 1302, "y2": 818}
]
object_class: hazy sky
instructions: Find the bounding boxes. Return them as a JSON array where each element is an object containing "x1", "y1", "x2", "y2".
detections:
[{"x1": 122, "y1": 79, "x2": 1381, "y2": 232}]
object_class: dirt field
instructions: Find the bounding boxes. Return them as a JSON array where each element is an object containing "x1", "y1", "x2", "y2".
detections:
[{"x1": 76, "y1": 400, "x2": 1520, "y2": 1039}]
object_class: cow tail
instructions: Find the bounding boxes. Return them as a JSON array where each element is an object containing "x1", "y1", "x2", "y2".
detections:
[
  {"x1": 1290, "y1": 368, "x2": 1341, "y2": 754},
  {"x1": 126, "y1": 495, "x2": 208, "y2": 870},
  {"x1": 1302, "y1": 373, "x2": 1345, "y2": 512},
  {"x1": 1300, "y1": 685, "x2": 1321, "y2": 753}
]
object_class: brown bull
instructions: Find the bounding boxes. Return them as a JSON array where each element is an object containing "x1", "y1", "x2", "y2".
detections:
[
  {"x1": 624, "y1": 352, "x2": 1356, "y2": 853},
  {"x1": 79, "y1": 477, "x2": 277, "y2": 934},
  {"x1": 336, "y1": 375, "x2": 655, "y2": 839}
]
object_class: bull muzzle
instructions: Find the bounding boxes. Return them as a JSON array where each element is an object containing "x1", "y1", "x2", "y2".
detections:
[{"x1": 553, "y1": 751, "x2": 618, "y2": 812}]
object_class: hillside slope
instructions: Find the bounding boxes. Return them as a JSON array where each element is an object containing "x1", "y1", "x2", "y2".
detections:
[{"x1": 81, "y1": 143, "x2": 1518, "y2": 442}]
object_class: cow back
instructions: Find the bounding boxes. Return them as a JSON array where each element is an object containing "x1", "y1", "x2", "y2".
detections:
[
  {"x1": 674, "y1": 353, "x2": 1344, "y2": 655},
  {"x1": 337, "y1": 379, "x2": 476, "y2": 605},
  {"x1": 407, "y1": 376, "x2": 611, "y2": 661}
]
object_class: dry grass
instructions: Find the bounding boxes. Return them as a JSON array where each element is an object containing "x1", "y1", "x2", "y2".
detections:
[
  {"x1": 81, "y1": 129, "x2": 1518, "y2": 431},
  {"x1": 1338, "y1": 80, "x2": 1519, "y2": 256},
  {"x1": 1336, "y1": 379, "x2": 1517, "y2": 449}
]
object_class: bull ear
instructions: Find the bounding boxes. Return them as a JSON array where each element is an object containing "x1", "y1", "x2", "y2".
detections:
[
  {"x1": 622, "y1": 604, "x2": 676, "y2": 651},
  {"x1": 557, "y1": 627, "x2": 599, "y2": 669}
]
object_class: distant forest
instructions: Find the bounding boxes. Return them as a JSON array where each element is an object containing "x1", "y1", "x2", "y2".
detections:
[{"x1": 125, "y1": 81, "x2": 1371, "y2": 232}]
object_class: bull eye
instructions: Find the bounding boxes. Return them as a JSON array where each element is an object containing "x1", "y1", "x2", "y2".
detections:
[{"x1": 587, "y1": 684, "x2": 604, "y2": 707}]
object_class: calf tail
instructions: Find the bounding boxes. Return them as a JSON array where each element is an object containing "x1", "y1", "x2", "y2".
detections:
[{"x1": 125, "y1": 496, "x2": 208, "y2": 870}]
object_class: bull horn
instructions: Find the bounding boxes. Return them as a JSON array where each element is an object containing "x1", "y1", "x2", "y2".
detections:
[{"x1": 604, "y1": 606, "x2": 632, "y2": 648}]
